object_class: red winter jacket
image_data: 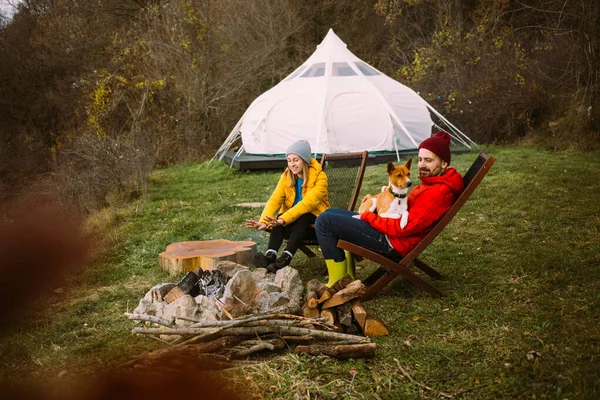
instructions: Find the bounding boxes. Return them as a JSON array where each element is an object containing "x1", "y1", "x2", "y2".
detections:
[{"x1": 360, "y1": 167, "x2": 464, "y2": 256}]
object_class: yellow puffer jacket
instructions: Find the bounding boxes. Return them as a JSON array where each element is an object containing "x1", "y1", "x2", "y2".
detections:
[{"x1": 259, "y1": 158, "x2": 329, "y2": 226}]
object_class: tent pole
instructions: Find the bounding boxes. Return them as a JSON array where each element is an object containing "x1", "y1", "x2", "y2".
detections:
[
  {"x1": 212, "y1": 117, "x2": 244, "y2": 163},
  {"x1": 231, "y1": 145, "x2": 245, "y2": 168},
  {"x1": 432, "y1": 122, "x2": 469, "y2": 148},
  {"x1": 346, "y1": 61, "x2": 421, "y2": 150},
  {"x1": 389, "y1": 111, "x2": 419, "y2": 148},
  {"x1": 355, "y1": 61, "x2": 476, "y2": 149},
  {"x1": 393, "y1": 137, "x2": 400, "y2": 162},
  {"x1": 426, "y1": 104, "x2": 475, "y2": 147}
]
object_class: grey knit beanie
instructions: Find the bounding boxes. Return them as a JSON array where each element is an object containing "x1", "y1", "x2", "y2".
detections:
[{"x1": 286, "y1": 140, "x2": 312, "y2": 164}]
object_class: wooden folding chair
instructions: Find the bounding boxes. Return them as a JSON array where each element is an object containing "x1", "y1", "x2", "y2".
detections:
[
  {"x1": 338, "y1": 151, "x2": 496, "y2": 300},
  {"x1": 294, "y1": 151, "x2": 369, "y2": 257}
]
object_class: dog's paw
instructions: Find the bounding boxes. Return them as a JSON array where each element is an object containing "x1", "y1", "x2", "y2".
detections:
[
  {"x1": 400, "y1": 213, "x2": 409, "y2": 229},
  {"x1": 368, "y1": 198, "x2": 377, "y2": 212},
  {"x1": 380, "y1": 212, "x2": 400, "y2": 219},
  {"x1": 352, "y1": 214, "x2": 362, "y2": 220}
]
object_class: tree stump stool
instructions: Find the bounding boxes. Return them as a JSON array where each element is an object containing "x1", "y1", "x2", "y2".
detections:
[{"x1": 158, "y1": 240, "x2": 257, "y2": 276}]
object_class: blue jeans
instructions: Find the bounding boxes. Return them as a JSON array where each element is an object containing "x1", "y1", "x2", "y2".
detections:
[{"x1": 315, "y1": 208, "x2": 401, "y2": 262}]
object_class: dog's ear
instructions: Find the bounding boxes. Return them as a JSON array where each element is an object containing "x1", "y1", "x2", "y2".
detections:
[
  {"x1": 387, "y1": 162, "x2": 396, "y2": 173},
  {"x1": 405, "y1": 157, "x2": 412, "y2": 170}
]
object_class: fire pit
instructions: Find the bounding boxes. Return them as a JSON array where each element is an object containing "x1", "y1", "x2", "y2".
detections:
[
  {"x1": 133, "y1": 261, "x2": 303, "y2": 326},
  {"x1": 126, "y1": 257, "x2": 384, "y2": 362}
]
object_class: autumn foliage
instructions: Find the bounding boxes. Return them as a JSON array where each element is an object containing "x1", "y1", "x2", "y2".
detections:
[{"x1": 0, "y1": 0, "x2": 598, "y2": 213}]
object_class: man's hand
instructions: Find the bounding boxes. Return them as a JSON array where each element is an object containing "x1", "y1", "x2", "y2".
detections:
[{"x1": 246, "y1": 219, "x2": 267, "y2": 231}]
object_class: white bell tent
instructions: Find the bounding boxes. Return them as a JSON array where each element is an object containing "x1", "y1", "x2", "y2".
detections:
[{"x1": 214, "y1": 29, "x2": 474, "y2": 164}]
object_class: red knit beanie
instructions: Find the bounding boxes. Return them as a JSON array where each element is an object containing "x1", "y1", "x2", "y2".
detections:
[{"x1": 418, "y1": 131, "x2": 452, "y2": 165}]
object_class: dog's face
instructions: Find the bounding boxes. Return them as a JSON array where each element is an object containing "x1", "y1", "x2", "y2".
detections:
[{"x1": 386, "y1": 158, "x2": 412, "y2": 189}]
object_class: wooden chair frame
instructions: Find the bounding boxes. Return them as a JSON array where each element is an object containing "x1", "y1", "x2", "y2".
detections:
[
  {"x1": 338, "y1": 151, "x2": 496, "y2": 300},
  {"x1": 295, "y1": 151, "x2": 369, "y2": 257}
]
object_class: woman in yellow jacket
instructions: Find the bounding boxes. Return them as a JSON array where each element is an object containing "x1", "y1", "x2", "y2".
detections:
[{"x1": 246, "y1": 140, "x2": 329, "y2": 273}]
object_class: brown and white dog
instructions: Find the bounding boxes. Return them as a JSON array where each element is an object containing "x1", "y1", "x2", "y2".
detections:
[{"x1": 354, "y1": 158, "x2": 412, "y2": 228}]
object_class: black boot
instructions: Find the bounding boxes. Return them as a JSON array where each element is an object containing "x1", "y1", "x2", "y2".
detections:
[
  {"x1": 253, "y1": 251, "x2": 276, "y2": 268},
  {"x1": 267, "y1": 252, "x2": 292, "y2": 274}
]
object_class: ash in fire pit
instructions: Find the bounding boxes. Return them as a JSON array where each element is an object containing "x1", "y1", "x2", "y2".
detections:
[
  {"x1": 197, "y1": 269, "x2": 227, "y2": 298},
  {"x1": 133, "y1": 261, "x2": 303, "y2": 327}
]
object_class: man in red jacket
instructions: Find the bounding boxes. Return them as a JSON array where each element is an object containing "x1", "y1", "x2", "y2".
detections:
[{"x1": 315, "y1": 131, "x2": 464, "y2": 286}]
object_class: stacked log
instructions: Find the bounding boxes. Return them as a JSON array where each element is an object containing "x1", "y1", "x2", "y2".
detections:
[
  {"x1": 126, "y1": 312, "x2": 375, "y2": 364},
  {"x1": 302, "y1": 276, "x2": 389, "y2": 337},
  {"x1": 126, "y1": 275, "x2": 388, "y2": 363}
]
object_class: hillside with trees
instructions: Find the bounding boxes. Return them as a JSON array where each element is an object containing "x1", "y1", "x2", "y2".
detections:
[{"x1": 1, "y1": 0, "x2": 598, "y2": 213}]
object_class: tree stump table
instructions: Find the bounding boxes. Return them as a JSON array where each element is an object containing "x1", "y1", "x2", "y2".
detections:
[{"x1": 158, "y1": 240, "x2": 257, "y2": 276}]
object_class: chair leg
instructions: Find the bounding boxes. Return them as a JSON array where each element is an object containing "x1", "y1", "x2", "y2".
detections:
[
  {"x1": 362, "y1": 273, "x2": 395, "y2": 301},
  {"x1": 363, "y1": 263, "x2": 444, "y2": 299},
  {"x1": 389, "y1": 264, "x2": 443, "y2": 298},
  {"x1": 298, "y1": 244, "x2": 317, "y2": 258},
  {"x1": 337, "y1": 240, "x2": 443, "y2": 299},
  {"x1": 413, "y1": 258, "x2": 444, "y2": 280},
  {"x1": 363, "y1": 267, "x2": 388, "y2": 286}
]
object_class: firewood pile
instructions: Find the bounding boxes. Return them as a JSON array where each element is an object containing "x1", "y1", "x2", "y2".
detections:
[
  {"x1": 127, "y1": 277, "x2": 393, "y2": 365},
  {"x1": 302, "y1": 276, "x2": 389, "y2": 337},
  {"x1": 125, "y1": 312, "x2": 375, "y2": 366}
]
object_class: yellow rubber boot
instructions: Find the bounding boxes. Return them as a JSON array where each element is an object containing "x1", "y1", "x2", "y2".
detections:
[
  {"x1": 345, "y1": 250, "x2": 355, "y2": 280},
  {"x1": 325, "y1": 259, "x2": 347, "y2": 287}
]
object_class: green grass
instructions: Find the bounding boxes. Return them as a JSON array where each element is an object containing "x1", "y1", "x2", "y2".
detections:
[{"x1": 1, "y1": 146, "x2": 599, "y2": 399}]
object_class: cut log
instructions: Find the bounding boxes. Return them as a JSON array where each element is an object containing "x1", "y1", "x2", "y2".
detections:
[
  {"x1": 319, "y1": 308, "x2": 338, "y2": 330},
  {"x1": 350, "y1": 299, "x2": 367, "y2": 330},
  {"x1": 317, "y1": 275, "x2": 353, "y2": 304},
  {"x1": 305, "y1": 279, "x2": 327, "y2": 308},
  {"x1": 302, "y1": 304, "x2": 320, "y2": 318},
  {"x1": 336, "y1": 302, "x2": 353, "y2": 328},
  {"x1": 158, "y1": 240, "x2": 257, "y2": 275},
  {"x1": 364, "y1": 314, "x2": 389, "y2": 337},
  {"x1": 163, "y1": 271, "x2": 199, "y2": 303},
  {"x1": 163, "y1": 286, "x2": 186, "y2": 304},
  {"x1": 295, "y1": 343, "x2": 376, "y2": 359},
  {"x1": 321, "y1": 280, "x2": 366, "y2": 309}
]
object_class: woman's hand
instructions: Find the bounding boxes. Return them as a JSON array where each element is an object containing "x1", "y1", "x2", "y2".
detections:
[
  {"x1": 264, "y1": 216, "x2": 284, "y2": 228},
  {"x1": 246, "y1": 219, "x2": 267, "y2": 231}
]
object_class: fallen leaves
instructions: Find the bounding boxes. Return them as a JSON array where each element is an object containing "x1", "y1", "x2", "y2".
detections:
[{"x1": 348, "y1": 367, "x2": 359, "y2": 379}]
